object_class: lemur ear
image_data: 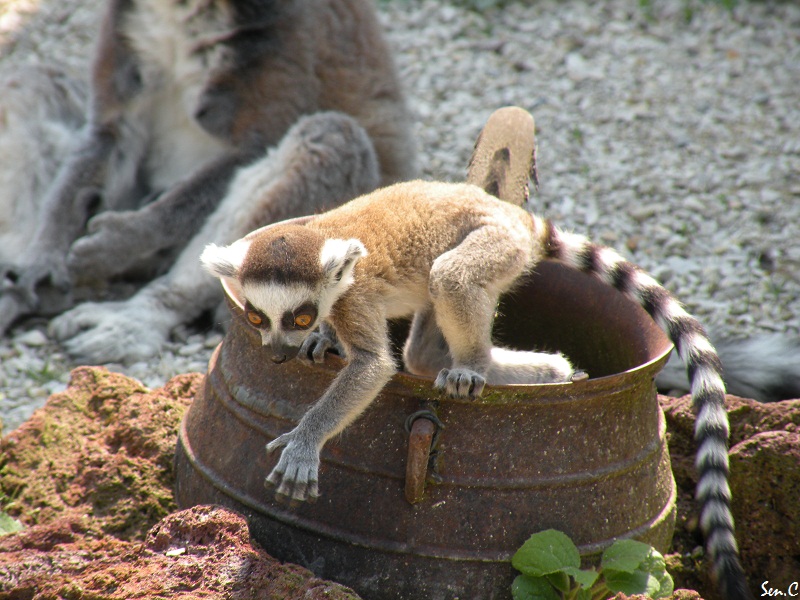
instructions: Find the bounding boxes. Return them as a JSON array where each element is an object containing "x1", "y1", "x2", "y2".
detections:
[
  {"x1": 320, "y1": 238, "x2": 367, "y2": 285},
  {"x1": 200, "y1": 240, "x2": 251, "y2": 309}
]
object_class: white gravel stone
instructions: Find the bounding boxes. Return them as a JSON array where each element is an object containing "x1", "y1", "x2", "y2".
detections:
[
  {"x1": 178, "y1": 343, "x2": 205, "y2": 357},
  {"x1": 13, "y1": 329, "x2": 49, "y2": 347},
  {"x1": 1, "y1": 0, "x2": 799, "y2": 433}
]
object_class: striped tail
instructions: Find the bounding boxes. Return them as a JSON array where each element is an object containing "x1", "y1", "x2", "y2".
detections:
[{"x1": 538, "y1": 218, "x2": 753, "y2": 600}]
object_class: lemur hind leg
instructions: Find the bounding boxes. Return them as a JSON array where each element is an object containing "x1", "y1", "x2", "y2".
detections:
[
  {"x1": 401, "y1": 304, "x2": 573, "y2": 385},
  {"x1": 428, "y1": 224, "x2": 573, "y2": 398},
  {"x1": 405, "y1": 106, "x2": 569, "y2": 388},
  {"x1": 402, "y1": 306, "x2": 451, "y2": 377},
  {"x1": 428, "y1": 229, "x2": 514, "y2": 398}
]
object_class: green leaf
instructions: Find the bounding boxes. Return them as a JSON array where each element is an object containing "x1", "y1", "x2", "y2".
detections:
[
  {"x1": 641, "y1": 548, "x2": 667, "y2": 574},
  {"x1": 604, "y1": 568, "x2": 657, "y2": 596},
  {"x1": 512, "y1": 529, "x2": 581, "y2": 577},
  {"x1": 605, "y1": 566, "x2": 672, "y2": 598},
  {"x1": 562, "y1": 566, "x2": 599, "y2": 589},
  {"x1": 653, "y1": 569, "x2": 675, "y2": 599},
  {"x1": 545, "y1": 571, "x2": 571, "y2": 593},
  {"x1": 575, "y1": 589, "x2": 593, "y2": 600},
  {"x1": 600, "y1": 539, "x2": 653, "y2": 573},
  {"x1": 511, "y1": 575, "x2": 561, "y2": 600},
  {"x1": 603, "y1": 542, "x2": 674, "y2": 598},
  {"x1": 0, "y1": 511, "x2": 23, "y2": 536},
  {"x1": 641, "y1": 547, "x2": 673, "y2": 599}
]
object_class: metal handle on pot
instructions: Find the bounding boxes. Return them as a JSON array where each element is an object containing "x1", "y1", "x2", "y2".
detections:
[{"x1": 404, "y1": 410, "x2": 444, "y2": 504}]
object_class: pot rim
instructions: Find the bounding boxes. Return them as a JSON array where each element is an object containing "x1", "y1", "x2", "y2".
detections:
[{"x1": 292, "y1": 341, "x2": 674, "y2": 392}]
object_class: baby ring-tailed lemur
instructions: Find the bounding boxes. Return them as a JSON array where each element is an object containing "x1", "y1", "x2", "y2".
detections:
[{"x1": 202, "y1": 180, "x2": 752, "y2": 600}]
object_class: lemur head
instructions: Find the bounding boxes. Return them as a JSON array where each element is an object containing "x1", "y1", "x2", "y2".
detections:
[{"x1": 201, "y1": 224, "x2": 366, "y2": 363}]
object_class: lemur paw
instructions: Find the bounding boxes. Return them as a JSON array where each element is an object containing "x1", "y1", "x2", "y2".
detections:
[
  {"x1": 299, "y1": 324, "x2": 343, "y2": 363},
  {"x1": 265, "y1": 431, "x2": 320, "y2": 503},
  {"x1": 434, "y1": 368, "x2": 486, "y2": 399},
  {"x1": 68, "y1": 211, "x2": 153, "y2": 279},
  {"x1": 49, "y1": 300, "x2": 172, "y2": 364},
  {"x1": 0, "y1": 252, "x2": 72, "y2": 313}
]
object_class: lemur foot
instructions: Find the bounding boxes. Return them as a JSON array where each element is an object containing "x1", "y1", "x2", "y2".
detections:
[
  {"x1": 0, "y1": 294, "x2": 28, "y2": 336},
  {"x1": 68, "y1": 210, "x2": 157, "y2": 280},
  {"x1": 434, "y1": 367, "x2": 486, "y2": 399},
  {"x1": 485, "y1": 347, "x2": 576, "y2": 385},
  {"x1": 50, "y1": 299, "x2": 173, "y2": 364},
  {"x1": 265, "y1": 430, "x2": 321, "y2": 503},
  {"x1": 0, "y1": 251, "x2": 72, "y2": 316}
]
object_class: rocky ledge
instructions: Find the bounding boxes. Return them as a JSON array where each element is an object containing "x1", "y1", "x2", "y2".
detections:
[
  {"x1": 0, "y1": 368, "x2": 358, "y2": 599},
  {"x1": 1, "y1": 367, "x2": 798, "y2": 598}
]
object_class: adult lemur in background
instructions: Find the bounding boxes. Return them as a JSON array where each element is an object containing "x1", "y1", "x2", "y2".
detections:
[{"x1": 0, "y1": 0, "x2": 416, "y2": 361}]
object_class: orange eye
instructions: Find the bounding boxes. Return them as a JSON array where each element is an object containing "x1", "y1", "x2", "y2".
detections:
[
  {"x1": 294, "y1": 314, "x2": 312, "y2": 328},
  {"x1": 247, "y1": 311, "x2": 263, "y2": 326}
]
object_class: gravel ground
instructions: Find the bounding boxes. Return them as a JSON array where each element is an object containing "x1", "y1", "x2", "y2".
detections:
[{"x1": 1, "y1": 0, "x2": 799, "y2": 432}]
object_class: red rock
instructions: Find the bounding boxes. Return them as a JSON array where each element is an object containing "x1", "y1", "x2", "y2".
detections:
[
  {"x1": 610, "y1": 592, "x2": 703, "y2": 600},
  {"x1": 660, "y1": 394, "x2": 800, "y2": 598},
  {"x1": 0, "y1": 367, "x2": 362, "y2": 599},
  {"x1": 5, "y1": 368, "x2": 795, "y2": 600},
  {"x1": 0, "y1": 367, "x2": 196, "y2": 539},
  {"x1": 729, "y1": 430, "x2": 800, "y2": 591},
  {"x1": 0, "y1": 505, "x2": 360, "y2": 599}
]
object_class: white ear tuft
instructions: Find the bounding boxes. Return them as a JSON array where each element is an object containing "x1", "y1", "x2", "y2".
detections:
[
  {"x1": 200, "y1": 240, "x2": 251, "y2": 279},
  {"x1": 320, "y1": 238, "x2": 367, "y2": 284},
  {"x1": 200, "y1": 240, "x2": 251, "y2": 309}
]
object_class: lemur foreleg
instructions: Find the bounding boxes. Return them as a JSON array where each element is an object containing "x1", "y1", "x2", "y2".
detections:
[{"x1": 267, "y1": 344, "x2": 395, "y2": 502}]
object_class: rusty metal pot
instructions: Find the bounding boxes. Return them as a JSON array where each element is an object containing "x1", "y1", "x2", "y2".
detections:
[{"x1": 175, "y1": 260, "x2": 675, "y2": 600}]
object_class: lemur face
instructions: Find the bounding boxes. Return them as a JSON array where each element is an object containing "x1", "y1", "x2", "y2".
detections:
[
  {"x1": 240, "y1": 281, "x2": 320, "y2": 364},
  {"x1": 201, "y1": 223, "x2": 367, "y2": 364}
]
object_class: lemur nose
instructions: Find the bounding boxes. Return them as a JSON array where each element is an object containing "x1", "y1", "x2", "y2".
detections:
[{"x1": 271, "y1": 355, "x2": 288, "y2": 364}]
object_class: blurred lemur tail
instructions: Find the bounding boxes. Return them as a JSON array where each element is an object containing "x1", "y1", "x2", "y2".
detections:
[{"x1": 657, "y1": 334, "x2": 800, "y2": 403}]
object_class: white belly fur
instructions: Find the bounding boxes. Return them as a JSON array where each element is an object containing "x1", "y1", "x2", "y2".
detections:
[{"x1": 122, "y1": 0, "x2": 231, "y2": 188}]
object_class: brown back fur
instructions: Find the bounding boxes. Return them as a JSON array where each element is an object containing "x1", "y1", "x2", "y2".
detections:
[{"x1": 308, "y1": 181, "x2": 537, "y2": 289}]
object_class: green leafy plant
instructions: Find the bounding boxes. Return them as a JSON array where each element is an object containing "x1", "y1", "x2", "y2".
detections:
[{"x1": 512, "y1": 529, "x2": 674, "y2": 600}]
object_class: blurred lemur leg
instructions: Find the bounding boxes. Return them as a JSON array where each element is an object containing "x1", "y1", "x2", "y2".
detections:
[
  {"x1": 0, "y1": 65, "x2": 86, "y2": 331},
  {"x1": 67, "y1": 151, "x2": 252, "y2": 283},
  {"x1": 50, "y1": 113, "x2": 380, "y2": 363}
]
